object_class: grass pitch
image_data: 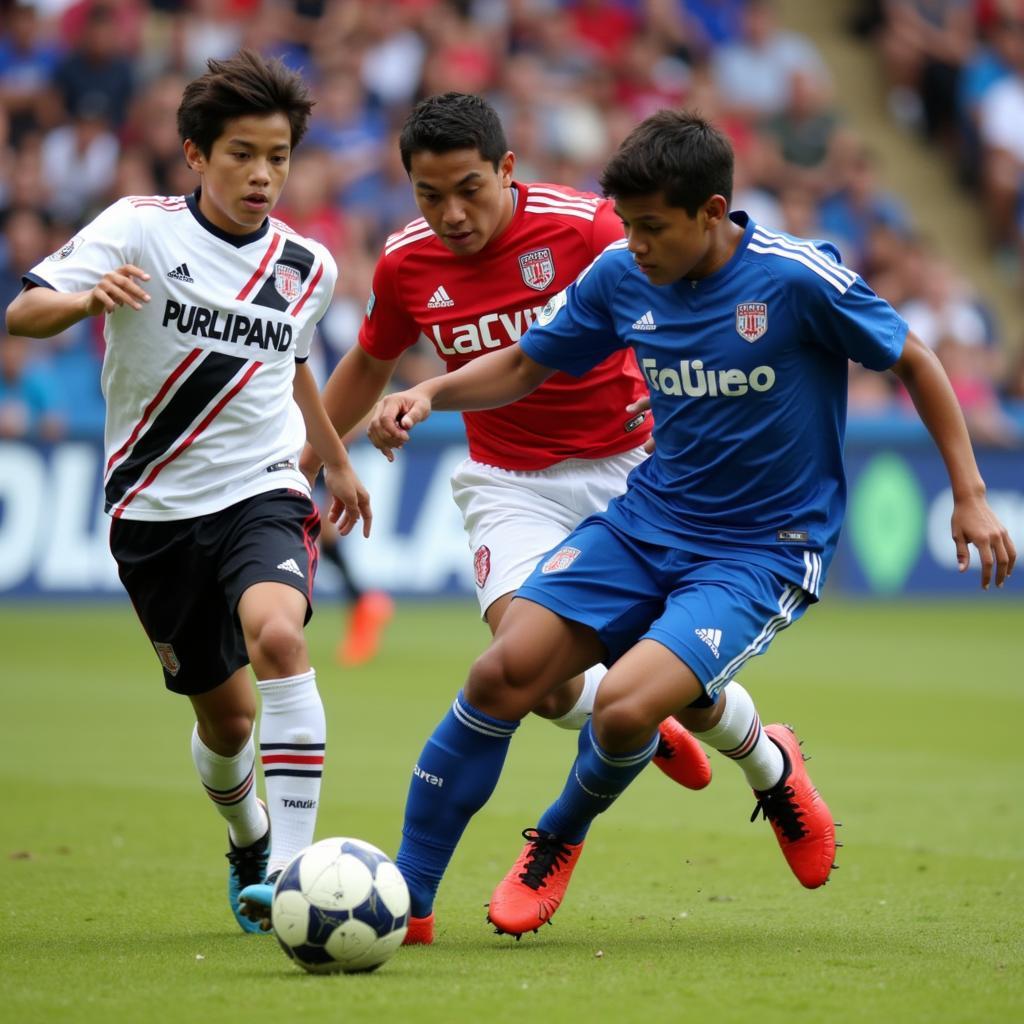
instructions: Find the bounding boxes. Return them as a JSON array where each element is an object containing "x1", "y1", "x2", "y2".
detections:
[{"x1": 2, "y1": 597, "x2": 1022, "y2": 1024}]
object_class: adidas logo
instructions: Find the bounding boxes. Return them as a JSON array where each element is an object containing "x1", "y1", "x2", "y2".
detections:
[
  {"x1": 632, "y1": 310, "x2": 656, "y2": 331},
  {"x1": 276, "y1": 558, "x2": 304, "y2": 578},
  {"x1": 695, "y1": 627, "x2": 722, "y2": 658},
  {"x1": 427, "y1": 285, "x2": 454, "y2": 309},
  {"x1": 166, "y1": 262, "x2": 194, "y2": 283}
]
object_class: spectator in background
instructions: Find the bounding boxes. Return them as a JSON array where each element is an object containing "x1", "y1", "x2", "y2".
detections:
[
  {"x1": 40, "y1": 96, "x2": 120, "y2": 224},
  {"x1": 712, "y1": 0, "x2": 829, "y2": 119},
  {"x1": 0, "y1": 2, "x2": 63, "y2": 147},
  {"x1": 305, "y1": 69, "x2": 388, "y2": 210},
  {"x1": 977, "y1": 28, "x2": 1024, "y2": 251},
  {"x1": 880, "y1": 0, "x2": 974, "y2": 152},
  {"x1": 818, "y1": 138, "x2": 910, "y2": 271},
  {"x1": 0, "y1": 205, "x2": 52, "y2": 312},
  {"x1": 0, "y1": 331, "x2": 64, "y2": 441},
  {"x1": 49, "y1": 0, "x2": 135, "y2": 129}
]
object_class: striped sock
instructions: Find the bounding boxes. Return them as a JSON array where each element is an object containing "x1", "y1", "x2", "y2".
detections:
[
  {"x1": 191, "y1": 725, "x2": 267, "y2": 848},
  {"x1": 257, "y1": 669, "x2": 326, "y2": 876},
  {"x1": 693, "y1": 680, "x2": 783, "y2": 791}
]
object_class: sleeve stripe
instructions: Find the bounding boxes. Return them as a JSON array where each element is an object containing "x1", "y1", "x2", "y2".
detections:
[
  {"x1": 385, "y1": 226, "x2": 434, "y2": 255},
  {"x1": 752, "y1": 228, "x2": 857, "y2": 286},
  {"x1": 747, "y1": 242, "x2": 852, "y2": 293},
  {"x1": 526, "y1": 188, "x2": 600, "y2": 210},
  {"x1": 524, "y1": 204, "x2": 596, "y2": 221}
]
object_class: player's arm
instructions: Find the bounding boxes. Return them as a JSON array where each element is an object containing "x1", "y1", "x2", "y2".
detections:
[
  {"x1": 293, "y1": 361, "x2": 372, "y2": 538},
  {"x1": 890, "y1": 330, "x2": 1015, "y2": 588},
  {"x1": 5, "y1": 267, "x2": 151, "y2": 338},
  {"x1": 298, "y1": 343, "x2": 400, "y2": 481},
  {"x1": 366, "y1": 343, "x2": 554, "y2": 461}
]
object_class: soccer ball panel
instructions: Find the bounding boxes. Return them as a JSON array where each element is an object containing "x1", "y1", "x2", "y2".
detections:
[{"x1": 271, "y1": 836, "x2": 410, "y2": 975}]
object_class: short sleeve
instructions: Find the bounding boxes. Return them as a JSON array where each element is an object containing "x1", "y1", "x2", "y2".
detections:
[
  {"x1": 357, "y1": 255, "x2": 421, "y2": 360},
  {"x1": 798, "y1": 245, "x2": 908, "y2": 371},
  {"x1": 25, "y1": 198, "x2": 141, "y2": 293}
]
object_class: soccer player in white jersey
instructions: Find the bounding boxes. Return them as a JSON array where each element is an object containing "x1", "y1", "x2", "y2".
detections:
[
  {"x1": 366, "y1": 110, "x2": 1015, "y2": 938},
  {"x1": 5, "y1": 51, "x2": 370, "y2": 934},
  {"x1": 237, "y1": 93, "x2": 713, "y2": 943}
]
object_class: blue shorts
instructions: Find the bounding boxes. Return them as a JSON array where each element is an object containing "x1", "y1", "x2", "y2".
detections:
[{"x1": 516, "y1": 516, "x2": 810, "y2": 703}]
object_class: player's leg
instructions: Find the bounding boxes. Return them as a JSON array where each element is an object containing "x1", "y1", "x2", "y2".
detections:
[
  {"x1": 663, "y1": 565, "x2": 835, "y2": 889},
  {"x1": 455, "y1": 456, "x2": 709, "y2": 787},
  {"x1": 110, "y1": 513, "x2": 269, "y2": 933},
  {"x1": 190, "y1": 667, "x2": 271, "y2": 934},
  {"x1": 488, "y1": 638, "x2": 700, "y2": 936},
  {"x1": 487, "y1": 590, "x2": 709, "y2": 790},
  {"x1": 220, "y1": 492, "x2": 326, "y2": 927},
  {"x1": 395, "y1": 596, "x2": 604, "y2": 944}
]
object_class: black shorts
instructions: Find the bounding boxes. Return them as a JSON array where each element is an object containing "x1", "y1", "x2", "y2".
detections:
[{"x1": 110, "y1": 490, "x2": 320, "y2": 696}]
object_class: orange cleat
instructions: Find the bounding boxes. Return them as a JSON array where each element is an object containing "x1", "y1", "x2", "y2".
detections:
[
  {"x1": 751, "y1": 724, "x2": 836, "y2": 889},
  {"x1": 651, "y1": 717, "x2": 712, "y2": 790},
  {"x1": 402, "y1": 913, "x2": 434, "y2": 945},
  {"x1": 487, "y1": 829, "x2": 584, "y2": 937},
  {"x1": 337, "y1": 591, "x2": 394, "y2": 666}
]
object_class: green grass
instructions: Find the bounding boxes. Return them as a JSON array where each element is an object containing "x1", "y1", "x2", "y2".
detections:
[{"x1": 3, "y1": 598, "x2": 1022, "y2": 1023}]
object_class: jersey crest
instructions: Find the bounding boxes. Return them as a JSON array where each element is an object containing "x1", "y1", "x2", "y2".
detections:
[
  {"x1": 541, "y1": 546, "x2": 581, "y2": 574},
  {"x1": 518, "y1": 247, "x2": 555, "y2": 291},
  {"x1": 274, "y1": 262, "x2": 302, "y2": 303},
  {"x1": 473, "y1": 545, "x2": 491, "y2": 588},
  {"x1": 735, "y1": 302, "x2": 768, "y2": 343}
]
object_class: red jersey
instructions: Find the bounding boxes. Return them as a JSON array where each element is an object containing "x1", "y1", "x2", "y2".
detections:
[{"x1": 358, "y1": 181, "x2": 652, "y2": 470}]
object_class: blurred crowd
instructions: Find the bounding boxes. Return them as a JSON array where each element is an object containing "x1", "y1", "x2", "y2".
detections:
[{"x1": 1, "y1": 0, "x2": 1022, "y2": 445}]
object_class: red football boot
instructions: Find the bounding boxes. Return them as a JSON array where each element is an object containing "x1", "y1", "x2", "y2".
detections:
[
  {"x1": 402, "y1": 913, "x2": 434, "y2": 945},
  {"x1": 487, "y1": 829, "x2": 584, "y2": 937},
  {"x1": 751, "y1": 724, "x2": 836, "y2": 889},
  {"x1": 651, "y1": 716, "x2": 712, "y2": 790}
]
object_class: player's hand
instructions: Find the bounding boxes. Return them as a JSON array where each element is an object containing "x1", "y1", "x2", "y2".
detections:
[
  {"x1": 951, "y1": 494, "x2": 1016, "y2": 589},
  {"x1": 626, "y1": 395, "x2": 655, "y2": 454},
  {"x1": 84, "y1": 265, "x2": 151, "y2": 316},
  {"x1": 298, "y1": 442, "x2": 323, "y2": 486},
  {"x1": 366, "y1": 389, "x2": 433, "y2": 462},
  {"x1": 323, "y1": 459, "x2": 372, "y2": 538}
]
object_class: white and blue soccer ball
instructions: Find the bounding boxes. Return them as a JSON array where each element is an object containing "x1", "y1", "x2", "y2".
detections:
[{"x1": 271, "y1": 837, "x2": 410, "y2": 974}]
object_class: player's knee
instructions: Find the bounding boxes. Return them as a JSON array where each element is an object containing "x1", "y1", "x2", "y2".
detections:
[
  {"x1": 248, "y1": 616, "x2": 306, "y2": 676},
  {"x1": 464, "y1": 642, "x2": 536, "y2": 716},
  {"x1": 592, "y1": 693, "x2": 657, "y2": 751},
  {"x1": 201, "y1": 711, "x2": 255, "y2": 754}
]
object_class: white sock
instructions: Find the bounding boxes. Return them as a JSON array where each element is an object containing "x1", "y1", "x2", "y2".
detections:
[
  {"x1": 257, "y1": 669, "x2": 326, "y2": 876},
  {"x1": 191, "y1": 725, "x2": 268, "y2": 848},
  {"x1": 551, "y1": 664, "x2": 605, "y2": 731},
  {"x1": 692, "y1": 680, "x2": 784, "y2": 791}
]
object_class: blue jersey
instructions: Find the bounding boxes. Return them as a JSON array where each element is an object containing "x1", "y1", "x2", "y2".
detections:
[{"x1": 519, "y1": 213, "x2": 908, "y2": 596}]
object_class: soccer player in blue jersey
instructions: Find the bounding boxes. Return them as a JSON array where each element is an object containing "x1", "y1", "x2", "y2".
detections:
[{"x1": 367, "y1": 109, "x2": 1015, "y2": 938}]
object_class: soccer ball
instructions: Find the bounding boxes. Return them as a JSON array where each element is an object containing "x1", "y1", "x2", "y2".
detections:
[{"x1": 271, "y1": 837, "x2": 410, "y2": 974}]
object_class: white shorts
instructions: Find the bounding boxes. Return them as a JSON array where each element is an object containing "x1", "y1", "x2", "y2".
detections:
[{"x1": 450, "y1": 447, "x2": 650, "y2": 617}]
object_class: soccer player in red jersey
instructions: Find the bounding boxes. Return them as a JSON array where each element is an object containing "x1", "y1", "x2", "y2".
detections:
[{"x1": 237, "y1": 93, "x2": 720, "y2": 941}]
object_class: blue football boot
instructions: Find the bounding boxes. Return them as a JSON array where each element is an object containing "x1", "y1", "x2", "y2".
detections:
[{"x1": 226, "y1": 801, "x2": 271, "y2": 934}]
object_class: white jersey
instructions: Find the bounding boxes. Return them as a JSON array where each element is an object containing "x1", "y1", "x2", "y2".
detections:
[{"x1": 26, "y1": 193, "x2": 338, "y2": 521}]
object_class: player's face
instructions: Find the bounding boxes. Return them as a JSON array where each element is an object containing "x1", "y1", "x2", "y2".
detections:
[
  {"x1": 408, "y1": 148, "x2": 516, "y2": 256},
  {"x1": 615, "y1": 192, "x2": 724, "y2": 285},
  {"x1": 185, "y1": 113, "x2": 292, "y2": 235}
]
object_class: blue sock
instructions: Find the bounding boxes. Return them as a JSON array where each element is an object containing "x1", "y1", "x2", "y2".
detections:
[
  {"x1": 538, "y1": 721, "x2": 658, "y2": 844},
  {"x1": 396, "y1": 691, "x2": 518, "y2": 917}
]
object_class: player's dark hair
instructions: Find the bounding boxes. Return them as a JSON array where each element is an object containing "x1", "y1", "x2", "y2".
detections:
[
  {"x1": 600, "y1": 110, "x2": 733, "y2": 215},
  {"x1": 399, "y1": 92, "x2": 508, "y2": 173},
  {"x1": 176, "y1": 50, "x2": 314, "y2": 157}
]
